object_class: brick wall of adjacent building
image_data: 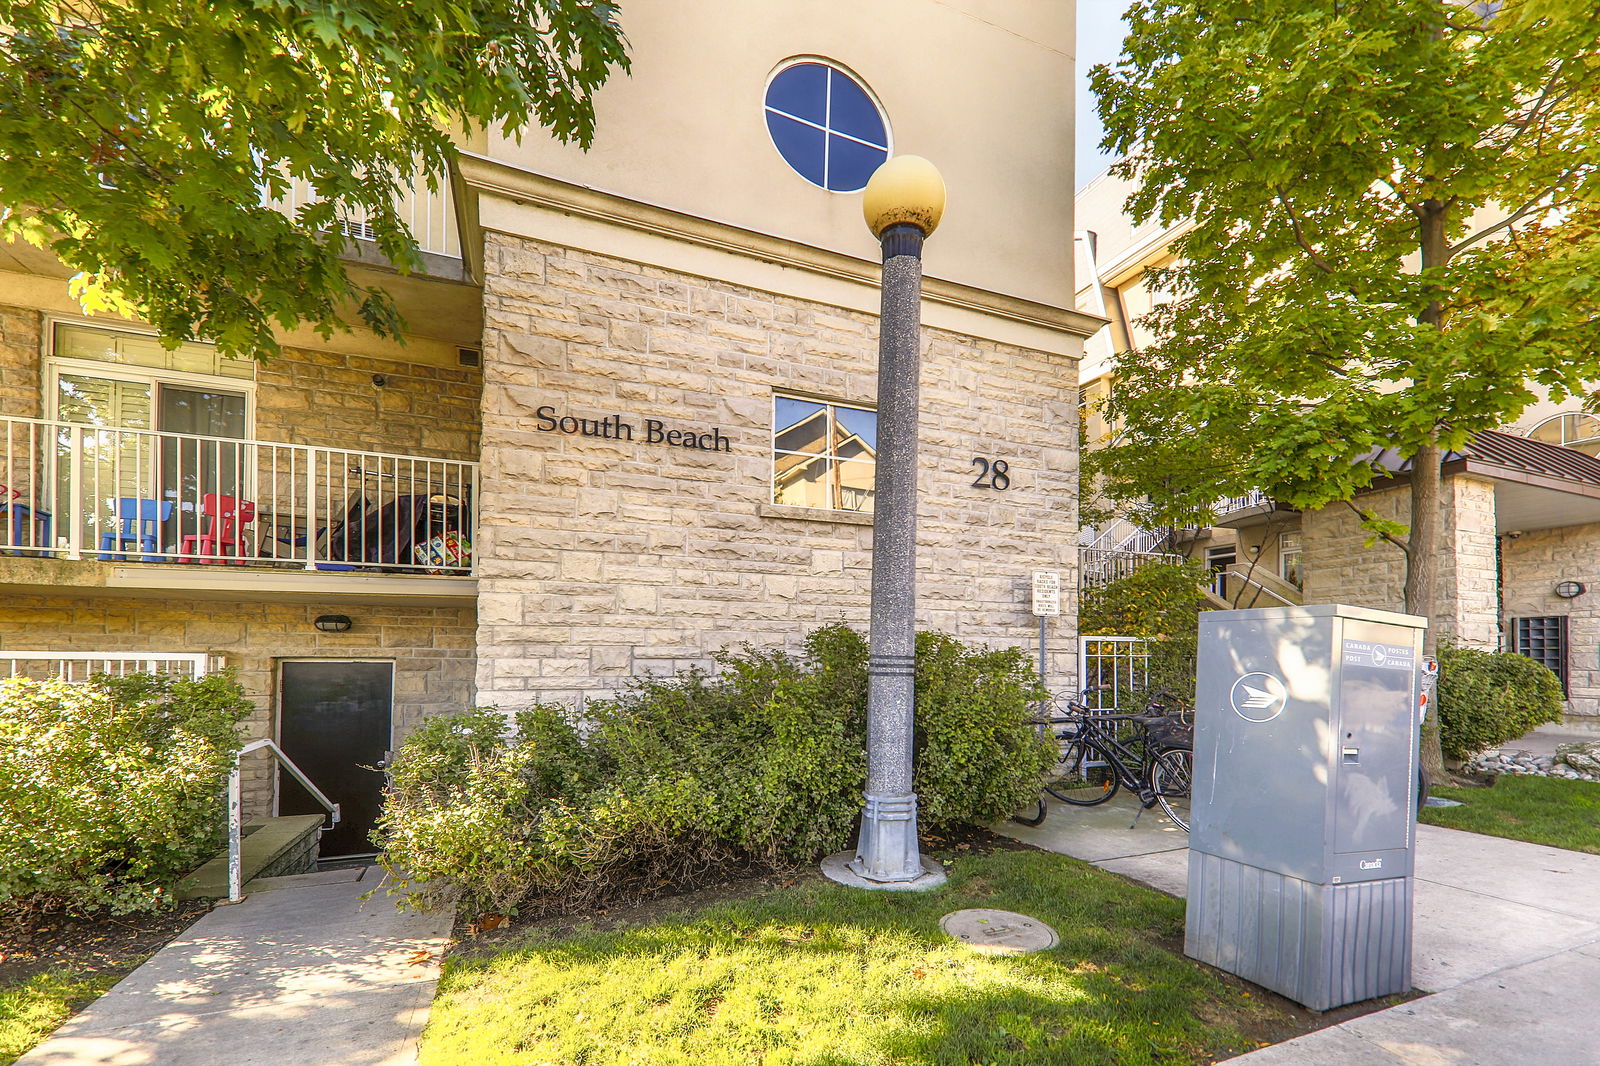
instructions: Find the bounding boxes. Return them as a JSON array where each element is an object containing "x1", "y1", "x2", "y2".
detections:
[
  {"x1": 0, "y1": 595, "x2": 477, "y2": 816},
  {"x1": 1503, "y1": 527, "x2": 1599, "y2": 717},
  {"x1": 473, "y1": 232, "x2": 1082, "y2": 710}
]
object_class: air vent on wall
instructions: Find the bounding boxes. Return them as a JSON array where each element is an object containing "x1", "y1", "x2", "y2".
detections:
[{"x1": 457, "y1": 347, "x2": 481, "y2": 368}]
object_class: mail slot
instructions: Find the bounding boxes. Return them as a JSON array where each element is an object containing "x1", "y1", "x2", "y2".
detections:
[{"x1": 1184, "y1": 604, "x2": 1425, "y2": 1011}]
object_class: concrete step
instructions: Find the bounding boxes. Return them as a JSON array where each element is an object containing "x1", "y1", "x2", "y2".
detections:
[{"x1": 176, "y1": 813, "x2": 325, "y2": 900}]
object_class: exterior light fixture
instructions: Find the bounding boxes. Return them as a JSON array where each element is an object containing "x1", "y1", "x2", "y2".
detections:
[
  {"x1": 822, "y1": 156, "x2": 948, "y2": 892},
  {"x1": 314, "y1": 614, "x2": 354, "y2": 632},
  {"x1": 1555, "y1": 581, "x2": 1586, "y2": 599}
]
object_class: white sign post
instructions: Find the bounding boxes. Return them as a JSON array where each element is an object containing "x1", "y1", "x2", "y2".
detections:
[
  {"x1": 1031, "y1": 570, "x2": 1062, "y2": 617},
  {"x1": 1031, "y1": 570, "x2": 1061, "y2": 692}
]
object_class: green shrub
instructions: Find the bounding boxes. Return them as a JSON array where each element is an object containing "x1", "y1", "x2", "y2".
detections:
[
  {"x1": 1080, "y1": 560, "x2": 1210, "y2": 702},
  {"x1": 1436, "y1": 645, "x2": 1565, "y2": 760},
  {"x1": 376, "y1": 625, "x2": 1053, "y2": 918},
  {"x1": 0, "y1": 672, "x2": 250, "y2": 916}
]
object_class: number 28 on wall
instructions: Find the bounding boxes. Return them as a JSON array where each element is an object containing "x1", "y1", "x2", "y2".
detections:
[{"x1": 970, "y1": 457, "x2": 1010, "y2": 490}]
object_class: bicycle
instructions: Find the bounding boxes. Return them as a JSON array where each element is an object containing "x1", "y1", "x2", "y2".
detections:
[{"x1": 1042, "y1": 692, "x2": 1194, "y2": 831}]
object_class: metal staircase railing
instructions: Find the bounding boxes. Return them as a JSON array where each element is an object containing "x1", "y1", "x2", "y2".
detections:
[{"x1": 227, "y1": 739, "x2": 340, "y2": 903}]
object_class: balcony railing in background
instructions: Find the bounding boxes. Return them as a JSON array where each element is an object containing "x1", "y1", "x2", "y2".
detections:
[
  {"x1": 1079, "y1": 547, "x2": 1184, "y2": 589},
  {"x1": 1, "y1": 415, "x2": 477, "y2": 576},
  {"x1": 268, "y1": 176, "x2": 461, "y2": 259},
  {"x1": 1215, "y1": 490, "x2": 1271, "y2": 516}
]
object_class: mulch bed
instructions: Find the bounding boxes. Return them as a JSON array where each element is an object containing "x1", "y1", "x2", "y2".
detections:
[{"x1": 0, "y1": 900, "x2": 212, "y2": 990}]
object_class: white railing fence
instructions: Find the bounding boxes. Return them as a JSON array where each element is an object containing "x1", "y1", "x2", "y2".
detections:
[
  {"x1": 1077, "y1": 635, "x2": 1151, "y2": 712},
  {"x1": 2, "y1": 651, "x2": 212, "y2": 682},
  {"x1": 1080, "y1": 547, "x2": 1185, "y2": 588},
  {"x1": 267, "y1": 175, "x2": 461, "y2": 259},
  {"x1": 1, "y1": 415, "x2": 477, "y2": 575}
]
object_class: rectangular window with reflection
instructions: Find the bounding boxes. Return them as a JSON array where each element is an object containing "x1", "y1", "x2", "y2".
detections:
[
  {"x1": 1511, "y1": 615, "x2": 1569, "y2": 696},
  {"x1": 772, "y1": 395, "x2": 877, "y2": 513}
]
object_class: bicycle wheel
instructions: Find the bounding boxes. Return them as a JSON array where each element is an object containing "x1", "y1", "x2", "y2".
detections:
[
  {"x1": 1150, "y1": 747, "x2": 1193, "y2": 831},
  {"x1": 1045, "y1": 737, "x2": 1121, "y2": 805}
]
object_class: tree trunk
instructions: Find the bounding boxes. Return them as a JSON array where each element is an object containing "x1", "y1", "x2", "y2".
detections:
[
  {"x1": 1406, "y1": 440, "x2": 1448, "y2": 781},
  {"x1": 1412, "y1": 198, "x2": 1451, "y2": 781}
]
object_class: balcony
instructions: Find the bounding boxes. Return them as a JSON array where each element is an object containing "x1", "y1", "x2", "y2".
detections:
[
  {"x1": 1212, "y1": 490, "x2": 1296, "y2": 529},
  {"x1": 1, "y1": 416, "x2": 477, "y2": 600},
  {"x1": 270, "y1": 177, "x2": 461, "y2": 261}
]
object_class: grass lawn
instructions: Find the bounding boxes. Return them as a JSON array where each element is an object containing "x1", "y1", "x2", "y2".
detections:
[
  {"x1": 1421, "y1": 775, "x2": 1600, "y2": 854},
  {"x1": 423, "y1": 849, "x2": 1289, "y2": 1065},
  {"x1": 0, "y1": 970, "x2": 121, "y2": 1066}
]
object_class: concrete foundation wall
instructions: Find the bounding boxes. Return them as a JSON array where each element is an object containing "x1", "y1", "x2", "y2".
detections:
[{"x1": 474, "y1": 232, "x2": 1082, "y2": 710}]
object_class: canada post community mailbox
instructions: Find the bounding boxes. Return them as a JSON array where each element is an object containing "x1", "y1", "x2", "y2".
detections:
[{"x1": 1184, "y1": 604, "x2": 1425, "y2": 1011}]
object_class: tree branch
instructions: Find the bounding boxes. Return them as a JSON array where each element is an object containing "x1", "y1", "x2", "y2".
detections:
[
  {"x1": 1449, "y1": 183, "x2": 1576, "y2": 256},
  {"x1": 1343, "y1": 499, "x2": 1410, "y2": 556},
  {"x1": 1274, "y1": 189, "x2": 1338, "y2": 275}
]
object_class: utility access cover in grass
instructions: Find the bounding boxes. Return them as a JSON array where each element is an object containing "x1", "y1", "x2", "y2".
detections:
[
  {"x1": 940, "y1": 908, "x2": 1058, "y2": 954},
  {"x1": 422, "y1": 850, "x2": 1299, "y2": 1065}
]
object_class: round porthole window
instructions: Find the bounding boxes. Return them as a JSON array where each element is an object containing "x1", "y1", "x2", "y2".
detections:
[{"x1": 764, "y1": 60, "x2": 890, "y2": 193}]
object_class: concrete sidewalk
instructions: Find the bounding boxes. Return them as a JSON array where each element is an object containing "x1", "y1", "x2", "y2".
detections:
[
  {"x1": 997, "y1": 796, "x2": 1600, "y2": 1065},
  {"x1": 19, "y1": 866, "x2": 454, "y2": 1066}
]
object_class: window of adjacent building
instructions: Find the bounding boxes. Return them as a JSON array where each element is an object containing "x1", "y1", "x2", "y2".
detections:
[
  {"x1": 1511, "y1": 615, "x2": 1569, "y2": 696},
  {"x1": 763, "y1": 60, "x2": 890, "y2": 193},
  {"x1": 1279, "y1": 530, "x2": 1304, "y2": 588},
  {"x1": 772, "y1": 396, "x2": 877, "y2": 513},
  {"x1": 1527, "y1": 411, "x2": 1600, "y2": 456}
]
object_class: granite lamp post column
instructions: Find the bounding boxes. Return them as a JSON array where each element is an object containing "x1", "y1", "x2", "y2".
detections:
[{"x1": 822, "y1": 155, "x2": 948, "y2": 891}]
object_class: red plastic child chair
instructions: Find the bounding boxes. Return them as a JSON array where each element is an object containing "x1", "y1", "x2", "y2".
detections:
[{"x1": 180, "y1": 493, "x2": 257, "y2": 564}]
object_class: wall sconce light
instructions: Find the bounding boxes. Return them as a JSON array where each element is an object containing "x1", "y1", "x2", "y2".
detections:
[
  {"x1": 1555, "y1": 581, "x2": 1586, "y2": 600},
  {"x1": 314, "y1": 614, "x2": 354, "y2": 632},
  {"x1": 1247, "y1": 544, "x2": 1261, "y2": 557}
]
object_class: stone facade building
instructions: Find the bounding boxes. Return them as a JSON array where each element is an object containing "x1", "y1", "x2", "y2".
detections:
[
  {"x1": 0, "y1": 3, "x2": 1097, "y2": 856},
  {"x1": 1076, "y1": 171, "x2": 1600, "y2": 719}
]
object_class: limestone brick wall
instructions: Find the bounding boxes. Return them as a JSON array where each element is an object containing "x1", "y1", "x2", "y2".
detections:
[
  {"x1": 1503, "y1": 527, "x2": 1598, "y2": 717},
  {"x1": 0, "y1": 595, "x2": 476, "y2": 816},
  {"x1": 255, "y1": 345, "x2": 481, "y2": 462},
  {"x1": 475, "y1": 233, "x2": 1081, "y2": 709},
  {"x1": 1302, "y1": 476, "x2": 1498, "y2": 647},
  {"x1": 0, "y1": 301, "x2": 42, "y2": 418},
  {"x1": 1302, "y1": 485, "x2": 1410, "y2": 613},
  {"x1": 1438, "y1": 477, "x2": 1499, "y2": 648}
]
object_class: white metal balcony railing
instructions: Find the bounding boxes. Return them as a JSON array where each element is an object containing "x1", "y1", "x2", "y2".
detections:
[
  {"x1": 1079, "y1": 547, "x2": 1185, "y2": 589},
  {"x1": 0, "y1": 416, "x2": 477, "y2": 576},
  {"x1": 269, "y1": 176, "x2": 461, "y2": 260},
  {"x1": 1215, "y1": 490, "x2": 1271, "y2": 516}
]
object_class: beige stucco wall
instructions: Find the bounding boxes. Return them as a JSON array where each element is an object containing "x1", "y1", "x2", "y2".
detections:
[
  {"x1": 474, "y1": 232, "x2": 1081, "y2": 709},
  {"x1": 0, "y1": 594, "x2": 476, "y2": 817},
  {"x1": 1502, "y1": 528, "x2": 1599, "y2": 717},
  {"x1": 486, "y1": 2, "x2": 1076, "y2": 312}
]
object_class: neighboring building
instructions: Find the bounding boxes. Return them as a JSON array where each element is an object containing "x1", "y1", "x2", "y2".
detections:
[
  {"x1": 0, "y1": 3, "x2": 1100, "y2": 856},
  {"x1": 1075, "y1": 170, "x2": 1600, "y2": 718}
]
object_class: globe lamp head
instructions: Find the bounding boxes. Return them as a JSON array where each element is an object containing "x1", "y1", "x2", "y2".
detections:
[{"x1": 863, "y1": 156, "x2": 946, "y2": 238}]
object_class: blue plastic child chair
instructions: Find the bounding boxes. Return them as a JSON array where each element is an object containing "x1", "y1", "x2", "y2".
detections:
[{"x1": 98, "y1": 498, "x2": 173, "y2": 562}]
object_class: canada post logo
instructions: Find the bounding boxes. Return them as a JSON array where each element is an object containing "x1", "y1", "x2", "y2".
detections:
[{"x1": 1229, "y1": 672, "x2": 1288, "y2": 723}]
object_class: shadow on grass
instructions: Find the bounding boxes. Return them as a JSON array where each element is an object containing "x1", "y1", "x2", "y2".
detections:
[{"x1": 426, "y1": 852, "x2": 1250, "y2": 1066}]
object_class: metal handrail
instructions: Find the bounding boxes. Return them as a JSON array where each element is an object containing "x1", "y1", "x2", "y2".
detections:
[
  {"x1": 1215, "y1": 568, "x2": 1300, "y2": 607},
  {"x1": 227, "y1": 738, "x2": 340, "y2": 903}
]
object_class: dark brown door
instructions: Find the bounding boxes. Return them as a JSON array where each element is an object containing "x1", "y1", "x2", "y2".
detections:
[{"x1": 278, "y1": 660, "x2": 393, "y2": 858}]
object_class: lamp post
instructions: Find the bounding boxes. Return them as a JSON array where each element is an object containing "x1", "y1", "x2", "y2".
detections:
[{"x1": 822, "y1": 156, "x2": 948, "y2": 890}]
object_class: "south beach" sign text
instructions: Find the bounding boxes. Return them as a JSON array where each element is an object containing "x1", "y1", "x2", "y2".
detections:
[{"x1": 533, "y1": 405, "x2": 732, "y2": 453}]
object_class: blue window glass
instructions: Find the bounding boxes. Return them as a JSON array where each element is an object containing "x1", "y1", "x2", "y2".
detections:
[
  {"x1": 763, "y1": 62, "x2": 827, "y2": 125},
  {"x1": 764, "y1": 61, "x2": 890, "y2": 193},
  {"x1": 827, "y1": 135, "x2": 886, "y2": 195},
  {"x1": 826, "y1": 69, "x2": 886, "y2": 145},
  {"x1": 764, "y1": 114, "x2": 826, "y2": 188}
]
